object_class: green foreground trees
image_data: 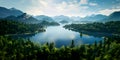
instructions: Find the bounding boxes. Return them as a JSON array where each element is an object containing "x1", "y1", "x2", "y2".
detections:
[{"x1": 0, "y1": 36, "x2": 120, "y2": 60}]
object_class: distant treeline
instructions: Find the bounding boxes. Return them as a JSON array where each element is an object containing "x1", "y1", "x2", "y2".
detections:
[
  {"x1": 0, "y1": 36, "x2": 120, "y2": 60},
  {"x1": 39, "y1": 21, "x2": 60, "y2": 26},
  {"x1": 64, "y1": 21, "x2": 120, "y2": 35},
  {"x1": 0, "y1": 19, "x2": 45, "y2": 35}
]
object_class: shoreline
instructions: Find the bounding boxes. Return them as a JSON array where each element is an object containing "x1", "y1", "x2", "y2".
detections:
[{"x1": 4, "y1": 30, "x2": 46, "y2": 36}]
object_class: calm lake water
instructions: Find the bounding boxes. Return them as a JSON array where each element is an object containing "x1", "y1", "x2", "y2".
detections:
[
  {"x1": 11, "y1": 25, "x2": 104, "y2": 47},
  {"x1": 28, "y1": 25, "x2": 103, "y2": 47}
]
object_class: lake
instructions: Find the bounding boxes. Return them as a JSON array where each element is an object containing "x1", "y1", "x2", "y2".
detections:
[
  {"x1": 28, "y1": 25, "x2": 103, "y2": 47},
  {"x1": 11, "y1": 25, "x2": 104, "y2": 47}
]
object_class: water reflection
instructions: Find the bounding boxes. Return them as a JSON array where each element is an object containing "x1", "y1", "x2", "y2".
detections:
[
  {"x1": 11, "y1": 25, "x2": 104, "y2": 47},
  {"x1": 29, "y1": 25, "x2": 103, "y2": 47}
]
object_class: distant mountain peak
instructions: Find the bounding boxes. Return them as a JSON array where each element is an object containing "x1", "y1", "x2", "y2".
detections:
[
  {"x1": 112, "y1": 11, "x2": 120, "y2": 13},
  {"x1": 10, "y1": 7, "x2": 17, "y2": 10},
  {"x1": 0, "y1": 6, "x2": 23, "y2": 18},
  {"x1": 104, "y1": 11, "x2": 120, "y2": 21},
  {"x1": 109, "y1": 11, "x2": 120, "y2": 17},
  {"x1": 35, "y1": 15, "x2": 54, "y2": 22},
  {"x1": 18, "y1": 13, "x2": 31, "y2": 18}
]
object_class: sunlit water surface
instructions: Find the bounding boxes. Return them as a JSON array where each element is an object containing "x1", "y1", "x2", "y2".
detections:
[{"x1": 28, "y1": 25, "x2": 103, "y2": 47}]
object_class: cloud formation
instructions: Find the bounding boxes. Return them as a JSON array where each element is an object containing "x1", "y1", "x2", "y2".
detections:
[
  {"x1": 89, "y1": 3, "x2": 98, "y2": 6},
  {"x1": 25, "y1": 0, "x2": 91, "y2": 17},
  {"x1": 80, "y1": 0, "x2": 88, "y2": 4},
  {"x1": 0, "y1": 0, "x2": 119, "y2": 17},
  {"x1": 99, "y1": 8, "x2": 120, "y2": 16}
]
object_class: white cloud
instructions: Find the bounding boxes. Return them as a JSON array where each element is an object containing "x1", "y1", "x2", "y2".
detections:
[
  {"x1": 25, "y1": 0, "x2": 58, "y2": 16},
  {"x1": 24, "y1": 0, "x2": 91, "y2": 17},
  {"x1": 80, "y1": 0, "x2": 88, "y2": 4},
  {"x1": 55, "y1": 1, "x2": 90, "y2": 17},
  {"x1": 26, "y1": 8, "x2": 44, "y2": 15},
  {"x1": 89, "y1": 3, "x2": 97, "y2": 6},
  {"x1": 99, "y1": 8, "x2": 120, "y2": 16}
]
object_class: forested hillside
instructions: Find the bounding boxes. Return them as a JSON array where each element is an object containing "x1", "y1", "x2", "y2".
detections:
[
  {"x1": 64, "y1": 21, "x2": 120, "y2": 35},
  {"x1": 0, "y1": 19, "x2": 45, "y2": 35}
]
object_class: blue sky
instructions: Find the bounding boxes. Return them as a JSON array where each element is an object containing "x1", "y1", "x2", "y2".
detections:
[{"x1": 0, "y1": 0, "x2": 120, "y2": 17}]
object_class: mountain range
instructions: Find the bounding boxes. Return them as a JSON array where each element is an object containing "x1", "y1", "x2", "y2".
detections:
[
  {"x1": 103, "y1": 11, "x2": 120, "y2": 22},
  {"x1": 0, "y1": 7, "x2": 23, "y2": 18},
  {"x1": 80, "y1": 14, "x2": 107, "y2": 22},
  {"x1": 53, "y1": 15, "x2": 72, "y2": 23},
  {"x1": 0, "y1": 6, "x2": 120, "y2": 23},
  {"x1": 5, "y1": 13, "x2": 39, "y2": 24},
  {"x1": 0, "y1": 6, "x2": 56, "y2": 24},
  {"x1": 81, "y1": 11, "x2": 120, "y2": 22},
  {"x1": 35, "y1": 15, "x2": 54, "y2": 22}
]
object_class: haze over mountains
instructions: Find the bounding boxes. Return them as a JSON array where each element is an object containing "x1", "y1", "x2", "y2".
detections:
[
  {"x1": 35, "y1": 15, "x2": 54, "y2": 22},
  {"x1": 53, "y1": 15, "x2": 71, "y2": 22},
  {"x1": 104, "y1": 11, "x2": 120, "y2": 21},
  {"x1": 0, "y1": 6, "x2": 120, "y2": 24},
  {"x1": 0, "y1": 7, "x2": 23, "y2": 18},
  {"x1": 80, "y1": 14, "x2": 107, "y2": 22}
]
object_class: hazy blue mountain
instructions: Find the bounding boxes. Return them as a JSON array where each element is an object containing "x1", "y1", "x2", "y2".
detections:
[
  {"x1": 70, "y1": 16, "x2": 81, "y2": 21},
  {"x1": 80, "y1": 14, "x2": 107, "y2": 22},
  {"x1": 17, "y1": 13, "x2": 39, "y2": 24},
  {"x1": 35, "y1": 15, "x2": 54, "y2": 22},
  {"x1": 60, "y1": 20, "x2": 69, "y2": 24},
  {"x1": 35, "y1": 15, "x2": 60, "y2": 26},
  {"x1": 53, "y1": 15, "x2": 71, "y2": 23},
  {"x1": 103, "y1": 11, "x2": 120, "y2": 21},
  {"x1": 0, "y1": 7, "x2": 23, "y2": 18},
  {"x1": 39, "y1": 20, "x2": 60, "y2": 26},
  {"x1": 79, "y1": 11, "x2": 120, "y2": 22},
  {"x1": 5, "y1": 16, "x2": 18, "y2": 20},
  {"x1": 5, "y1": 13, "x2": 59, "y2": 24},
  {"x1": 6, "y1": 13, "x2": 39, "y2": 24}
]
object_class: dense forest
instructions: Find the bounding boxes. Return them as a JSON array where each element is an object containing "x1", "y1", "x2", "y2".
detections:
[
  {"x1": 64, "y1": 21, "x2": 120, "y2": 35},
  {"x1": 0, "y1": 19, "x2": 45, "y2": 35},
  {"x1": 0, "y1": 36, "x2": 120, "y2": 60},
  {"x1": 0, "y1": 19, "x2": 120, "y2": 60}
]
